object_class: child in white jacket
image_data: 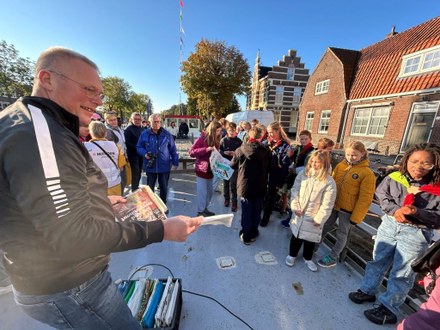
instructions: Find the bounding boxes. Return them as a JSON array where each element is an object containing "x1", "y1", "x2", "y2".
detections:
[{"x1": 286, "y1": 151, "x2": 337, "y2": 271}]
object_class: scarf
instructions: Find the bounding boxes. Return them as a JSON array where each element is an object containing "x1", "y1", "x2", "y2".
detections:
[{"x1": 389, "y1": 172, "x2": 440, "y2": 206}]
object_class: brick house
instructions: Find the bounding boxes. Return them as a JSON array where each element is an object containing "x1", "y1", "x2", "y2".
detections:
[
  {"x1": 298, "y1": 16, "x2": 440, "y2": 154},
  {"x1": 246, "y1": 50, "x2": 310, "y2": 135}
]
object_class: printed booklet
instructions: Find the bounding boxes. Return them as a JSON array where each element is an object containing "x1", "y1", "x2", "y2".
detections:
[{"x1": 113, "y1": 185, "x2": 167, "y2": 222}]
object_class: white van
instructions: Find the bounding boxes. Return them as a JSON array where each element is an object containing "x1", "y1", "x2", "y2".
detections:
[{"x1": 225, "y1": 110, "x2": 274, "y2": 127}]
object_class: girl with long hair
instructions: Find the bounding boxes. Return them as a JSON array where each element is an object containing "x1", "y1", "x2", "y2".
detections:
[
  {"x1": 318, "y1": 141, "x2": 376, "y2": 268},
  {"x1": 260, "y1": 122, "x2": 292, "y2": 226},
  {"x1": 189, "y1": 120, "x2": 223, "y2": 216},
  {"x1": 285, "y1": 151, "x2": 336, "y2": 271}
]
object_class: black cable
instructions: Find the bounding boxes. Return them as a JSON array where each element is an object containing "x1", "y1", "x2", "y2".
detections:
[
  {"x1": 128, "y1": 263, "x2": 174, "y2": 280},
  {"x1": 128, "y1": 264, "x2": 254, "y2": 329},
  {"x1": 182, "y1": 289, "x2": 255, "y2": 330}
]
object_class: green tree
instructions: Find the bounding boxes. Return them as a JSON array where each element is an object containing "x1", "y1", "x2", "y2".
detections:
[
  {"x1": 224, "y1": 95, "x2": 241, "y2": 117},
  {"x1": 180, "y1": 39, "x2": 251, "y2": 119},
  {"x1": 101, "y1": 76, "x2": 132, "y2": 121},
  {"x1": 128, "y1": 92, "x2": 151, "y2": 118},
  {"x1": 0, "y1": 40, "x2": 34, "y2": 101},
  {"x1": 162, "y1": 103, "x2": 187, "y2": 116}
]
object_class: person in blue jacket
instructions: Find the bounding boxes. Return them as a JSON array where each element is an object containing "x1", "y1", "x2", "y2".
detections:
[{"x1": 137, "y1": 114, "x2": 179, "y2": 204}]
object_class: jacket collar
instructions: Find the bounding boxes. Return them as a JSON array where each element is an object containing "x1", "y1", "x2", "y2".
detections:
[{"x1": 22, "y1": 96, "x2": 79, "y2": 136}]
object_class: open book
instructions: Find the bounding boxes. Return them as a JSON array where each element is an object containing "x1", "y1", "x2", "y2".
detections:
[{"x1": 113, "y1": 185, "x2": 168, "y2": 222}]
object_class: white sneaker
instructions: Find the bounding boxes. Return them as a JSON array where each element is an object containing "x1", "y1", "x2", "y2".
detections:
[
  {"x1": 285, "y1": 256, "x2": 296, "y2": 267},
  {"x1": 0, "y1": 284, "x2": 13, "y2": 296},
  {"x1": 304, "y1": 259, "x2": 318, "y2": 272}
]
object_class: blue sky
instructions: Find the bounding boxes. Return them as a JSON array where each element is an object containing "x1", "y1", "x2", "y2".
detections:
[{"x1": 1, "y1": 1, "x2": 438, "y2": 112}]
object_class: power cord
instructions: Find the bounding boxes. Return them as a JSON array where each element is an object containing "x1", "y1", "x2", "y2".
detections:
[
  {"x1": 182, "y1": 289, "x2": 255, "y2": 330},
  {"x1": 128, "y1": 263, "x2": 254, "y2": 330}
]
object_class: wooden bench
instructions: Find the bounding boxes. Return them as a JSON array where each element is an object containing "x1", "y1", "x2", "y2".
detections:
[{"x1": 178, "y1": 157, "x2": 195, "y2": 170}]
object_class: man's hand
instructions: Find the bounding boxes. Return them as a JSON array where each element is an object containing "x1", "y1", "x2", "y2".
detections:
[
  {"x1": 295, "y1": 210, "x2": 303, "y2": 217},
  {"x1": 108, "y1": 195, "x2": 127, "y2": 206},
  {"x1": 163, "y1": 215, "x2": 203, "y2": 242},
  {"x1": 172, "y1": 165, "x2": 178, "y2": 170}
]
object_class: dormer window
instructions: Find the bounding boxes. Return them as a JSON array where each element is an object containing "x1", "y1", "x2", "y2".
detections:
[
  {"x1": 315, "y1": 79, "x2": 329, "y2": 95},
  {"x1": 399, "y1": 45, "x2": 440, "y2": 77}
]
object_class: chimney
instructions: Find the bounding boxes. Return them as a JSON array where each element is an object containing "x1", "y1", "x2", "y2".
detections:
[{"x1": 386, "y1": 25, "x2": 398, "y2": 38}]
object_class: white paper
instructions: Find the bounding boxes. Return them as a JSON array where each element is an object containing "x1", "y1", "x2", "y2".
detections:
[{"x1": 201, "y1": 213, "x2": 234, "y2": 227}]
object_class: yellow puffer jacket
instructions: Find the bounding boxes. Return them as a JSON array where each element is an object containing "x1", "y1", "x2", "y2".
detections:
[{"x1": 332, "y1": 158, "x2": 376, "y2": 224}]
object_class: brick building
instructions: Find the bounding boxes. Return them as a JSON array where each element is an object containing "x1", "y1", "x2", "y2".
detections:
[
  {"x1": 246, "y1": 50, "x2": 310, "y2": 135},
  {"x1": 298, "y1": 16, "x2": 440, "y2": 154}
]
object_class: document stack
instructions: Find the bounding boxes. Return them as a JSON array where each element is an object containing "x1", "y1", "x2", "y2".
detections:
[{"x1": 117, "y1": 276, "x2": 182, "y2": 329}]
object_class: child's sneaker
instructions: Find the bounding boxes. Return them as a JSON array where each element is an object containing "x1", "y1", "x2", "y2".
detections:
[
  {"x1": 285, "y1": 256, "x2": 296, "y2": 267},
  {"x1": 304, "y1": 259, "x2": 318, "y2": 272},
  {"x1": 239, "y1": 233, "x2": 251, "y2": 245},
  {"x1": 364, "y1": 304, "x2": 397, "y2": 325},
  {"x1": 318, "y1": 255, "x2": 337, "y2": 268}
]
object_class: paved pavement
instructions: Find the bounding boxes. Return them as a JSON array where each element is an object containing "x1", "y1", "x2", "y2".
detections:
[{"x1": 1, "y1": 171, "x2": 399, "y2": 330}]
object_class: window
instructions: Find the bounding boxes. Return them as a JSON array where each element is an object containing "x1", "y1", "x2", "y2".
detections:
[
  {"x1": 351, "y1": 106, "x2": 391, "y2": 137},
  {"x1": 318, "y1": 110, "x2": 331, "y2": 133},
  {"x1": 275, "y1": 86, "x2": 284, "y2": 105},
  {"x1": 287, "y1": 68, "x2": 295, "y2": 80},
  {"x1": 304, "y1": 112, "x2": 314, "y2": 131},
  {"x1": 400, "y1": 45, "x2": 440, "y2": 77},
  {"x1": 293, "y1": 87, "x2": 302, "y2": 104},
  {"x1": 315, "y1": 79, "x2": 330, "y2": 95}
]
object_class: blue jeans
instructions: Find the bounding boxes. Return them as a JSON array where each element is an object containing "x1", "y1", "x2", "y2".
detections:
[
  {"x1": 146, "y1": 172, "x2": 170, "y2": 204},
  {"x1": 241, "y1": 197, "x2": 263, "y2": 241},
  {"x1": 360, "y1": 214, "x2": 432, "y2": 315},
  {"x1": 13, "y1": 269, "x2": 141, "y2": 329},
  {"x1": 196, "y1": 177, "x2": 213, "y2": 213}
]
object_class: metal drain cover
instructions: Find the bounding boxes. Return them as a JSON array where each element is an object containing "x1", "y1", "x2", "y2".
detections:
[
  {"x1": 255, "y1": 251, "x2": 278, "y2": 265},
  {"x1": 216, "y1": 256, "x2": 236, "y2": 269}
]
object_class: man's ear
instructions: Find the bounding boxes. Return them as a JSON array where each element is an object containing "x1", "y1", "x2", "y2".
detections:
[{"x1": 38, "y1": 70, "x2": 54, "y2": 91}]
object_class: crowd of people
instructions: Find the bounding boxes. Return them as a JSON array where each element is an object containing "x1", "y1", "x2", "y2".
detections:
[{"x1": 0, "y1": 46, "x2": 439, "y2": 329}]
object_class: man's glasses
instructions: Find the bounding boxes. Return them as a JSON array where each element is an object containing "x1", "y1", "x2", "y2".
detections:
[
  {"x1": 48, "y1": 70, "x2": 105, "y2": 100},
  {"x1": 409, "y1": 160, "x2": 435, "y2": 170}
]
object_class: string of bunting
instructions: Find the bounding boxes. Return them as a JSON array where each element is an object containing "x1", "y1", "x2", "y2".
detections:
[{"x1": 179, "y1": 0, "x2": 185, "y2": 114}]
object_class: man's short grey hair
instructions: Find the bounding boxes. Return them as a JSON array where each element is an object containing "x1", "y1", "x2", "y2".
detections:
[
  {"x1": 149, "y1": 114, "x2": 161, "y2": 122},
  {"x1": 88, "y1": 121, "x2": 107, "y2": 139},
  {"x1": 130, "y1": 112, "x2": 141, "y2": 120},
  {"x1": 33, "y1": 47, "x2": 99, "y2": 95}
]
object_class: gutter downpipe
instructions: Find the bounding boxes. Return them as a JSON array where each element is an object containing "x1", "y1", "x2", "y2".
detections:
[{"x1": 338, "y1": 101, "x2": 350, "y2": 148}]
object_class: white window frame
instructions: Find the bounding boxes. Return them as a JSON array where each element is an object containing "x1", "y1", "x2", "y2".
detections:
[
  {"x1": 399, "y1": 45, "x2": 440, "y2": 77},
  {"x1": 318, "y1": 110, "x2": 331, "y2": 133},
  {"x1": 315, "y1": 79, "x2": 330, "y2": 95},
  {"x1": 351, "y1": 106, "x2": 391, "y2": 137},
  {"x1": 275, "y1": 86, "x2": 284, "y2": 105},
  {"x1": 304, "y1": 111, "x2": 314, "y2": 132}
]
